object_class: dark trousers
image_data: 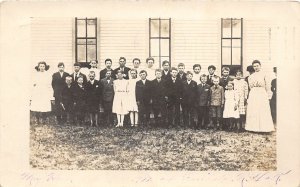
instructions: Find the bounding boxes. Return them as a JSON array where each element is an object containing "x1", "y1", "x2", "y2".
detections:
[
  {"x1": 167, "y1": 100, "x2": 180, "y2": 126},
  {"x1": 182, "y1": 104, "x2": 196, "y2": 127},
  {"x1": 197, "y1": 106, "x2": 209, "y2": 128},
  {"x1": 103, "y1": 101, "x2": 114, "y2": 126},
  {"x1": 54, "y1": 97, "x2": 65, "y2": 123},
  {"x1": 153, "y1": 103, "x2": 167, "y2": 127},
  {"x1": 138, "y1": 103, "x2": 150, "y2": 125}
]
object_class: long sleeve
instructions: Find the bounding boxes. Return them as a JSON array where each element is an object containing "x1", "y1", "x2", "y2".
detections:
[
  {"x1": 264, "y1": 74, "x2": 272, "y2": 99},
  {"x1": 244, "y1": 81, "x2": 249, "y2": 99},
  {"x1": 221, "y1": 87, "x2": 225, "y2": 105}
]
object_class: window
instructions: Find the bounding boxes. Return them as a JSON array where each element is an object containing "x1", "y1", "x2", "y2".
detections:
[
  {"x1": 221, "y1": 18, "x2": 243, "y2": 75},
  {"x1": 75, "y1": 17, "x2": 97, "y2": 67},
  {"x1": 149, "y1": 18, "x2": 171, "y2": 68}
]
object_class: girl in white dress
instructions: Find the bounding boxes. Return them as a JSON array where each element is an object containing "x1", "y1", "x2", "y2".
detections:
[
  {"x1": 233, "y1": 70, "x2": 249, "y2": 128},
  {"x1": 245, "y1": 60, "x2": 274, "y2": 132},
  {"x1": 127, "y1": 69, "x2": 139, "y2": 126},
  {"x1": 112, "y1": 70, "x2": 129, "y2": 127},
  {"x1": 30, "y1": 61, "x2": 53, "y2": 124},
  {"x1": 223, "y1": 81, "x2": 240, "y2": 131}
]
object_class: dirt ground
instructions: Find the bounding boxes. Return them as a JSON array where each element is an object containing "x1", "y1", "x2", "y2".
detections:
[{"x1": 30, "y1": 120, "x2": 276, "y2": 170}]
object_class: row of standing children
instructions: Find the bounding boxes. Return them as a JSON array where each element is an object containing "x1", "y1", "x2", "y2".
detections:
[{"x1": 33, "y1": 58, "x2": 266, "y2": 132}]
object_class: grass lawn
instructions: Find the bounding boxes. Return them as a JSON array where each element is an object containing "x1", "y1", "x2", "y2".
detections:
[{"x1": 30, "y1": 120, "x2": 276, "y2": 170}]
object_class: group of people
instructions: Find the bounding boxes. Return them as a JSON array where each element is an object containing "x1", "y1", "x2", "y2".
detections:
[{"x1": 30, "y1": 57, "x2": 277, "y2": 133}]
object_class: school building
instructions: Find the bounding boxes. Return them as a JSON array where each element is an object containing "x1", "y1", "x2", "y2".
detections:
[{"x1": 30, "y1": 13, "x2": 299, "y2": 78}]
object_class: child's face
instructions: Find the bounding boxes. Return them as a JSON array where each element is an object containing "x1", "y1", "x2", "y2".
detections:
[
  {"x1": 105, "y1": 71, "x2": 111, "y2": 78},
  {"x1": 90, "y1": 61, "x2": 97, "y2": 68},
  {"x1": 155, "y1": 71, "x2": 162, "y2": 79},
  {"x1": 133, "y1": 60, "x2": 140, "y2": 68},
  {"x1": 130, "y1": 71, "x2": 137, "y2": 79},
  {"x1": 117, "y1": 72, "x2": 123, "y2": 79},
  {"x1": 222, "y1": 70, "x2": 229, "y2": 77},
  {"x1": 213, "y1": 79, "x2": 219, "y2": 86},
  {"x1": 236, "y1": 72, "x2": 242, "y2": 80},
  {"x1": 253, "y1": 63, "x2": 261, "y2": 72},
  {"x1": 39, "y1": 64, "x2": 45, "y2": 72},
  {"x1": 178, "y1": 66, "x2": 185, "y2": 73},
  {"x1": 200, "y1": 76, "x2": 207, "y2": 84},
  {"x1": 58, "y1": 65, "x2": 64, "y2": 72},
  {"x1": 105, "y1": 61, "x2": 112, "y2": 68},
  {"x1": 147, "y1": 60, "x2": 154, "y2": 68},
  {"x1": 119, "y1": 59, "x2": 126, "y2": 67},
  {"x1": 74, "y1": 66, "x2": 81, "y2": 72},
  {"x1": 77, "y1": 77, "x2": 83, "y2": 85},
  {"x1": 89, "y1": 73, "x2": 95, "y2": 80},
  {"x1": 227, "y1": 84, "x2": 233, "y2": 90},
  {"x1": 187, "y1": 74, "x2": 193, "y2": 81},
  {"x1": 139, "y1": 72, "x2": 147, "y2": 80},
  {"x1": 208, "y1": 68, "x2": 215, "y2": 75},
  {"x1": 66, "y1": 78, "x2": 72, "y2": 85},
  {"x1": 171, "y1": 70, "x2": 178, "y2": 78},
  {"x1": 193, "y1": 67, "x2": 201, "y2": 74},
  {"x1": 163, "y1": 63, "x2": 170, "y2": 71}
]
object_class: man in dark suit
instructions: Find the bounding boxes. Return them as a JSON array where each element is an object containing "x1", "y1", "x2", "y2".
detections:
[
  {"x1": 219, "y1": 66, "x2": 233, "y2": 89},
  {"x1": 197, "y1": 74, "x2": 211, "y2": 129},
  {"x1": 100, "y1": 58, "x2": 115, "y2": 80},
  {"x1": 207, "y1": 65, "x2": 217, "y2": 86},
  {"x1": 182, "y1": 71, "x2": 198, "y2": 128},
  {"x1": 51, "y1": 62, "x2": 70, "y2": 124},
  {"x1": 177, "y1": 63, "x2": 187, "y2": 82},
  {"x1": 71, "y1": 62, "x2": 87, "y2": 86},
  {"x1": 161, "y1": 60, "x2": 171, "y2": 80},
  {"x1": 151, "y1": 69, "x2": 167, "y2": 127},
  {"x1": 136, "y1": 70, "x2": 152, "y2": 126},
  {"x1": 113, "y1": 57, "x2": 131, "y2": 80},
  {"x1": 164, "y1": 67, "x2": 184, "y2": 127},
  {"x1": 100, "y1": 70, "x2": 115, "y2": 126}
]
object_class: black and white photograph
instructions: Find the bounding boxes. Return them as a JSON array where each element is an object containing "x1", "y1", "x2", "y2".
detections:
[{"x1": 1, "y1": 0, "x2": 300, "y2": 187}]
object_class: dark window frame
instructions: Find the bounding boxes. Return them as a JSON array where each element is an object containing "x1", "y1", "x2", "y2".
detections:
[
  {"x1": 149, "y1": 18, "x2": 171, "y2": 68},
  {"x1": 75, "y1": 17, "x2": 98, "y2": 66},
  {"x1": 221, "y1": 18, "x2": 243, "y2": 75}
]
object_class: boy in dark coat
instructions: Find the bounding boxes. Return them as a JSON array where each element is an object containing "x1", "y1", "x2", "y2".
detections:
[
  {"x1": 182, "y1": 71, "x2": 198, "y2": 127},
  {"x1": 136, "y1": 70, "x2": 152, "y2": 126},
  {"x1": 113, "y1": 57, "x2": 131, "y2": 80},
  {"x1": 219, "y1": 66, "x2": 234, "y2": 89},
  {"x1": 100, "y1": 58, "x2": 115, "y2": 80},
  {"x1": 100, "y1": 70, "x2": 115, "y2": 127},
  {"x1": 196, "y1": 74, "x2": 211, "y2": 129},
  {"x1": 151, "y1": 69, "x2": 167, "y2": 127},
  {"x1": 164, "y1": 67, "x2": 184, "y2": 127},
  {"x1": 52, "y1": 62, "x2": 70, "y2": 124},
  {"x1": 71, "y1": 62, "x2": 87, "y2": 86},
  {"x1": 86, "y1": 71, "x2": 101, "y2": 126},
  {"x1": 177, "y1": 63, "x2": 187, "y2": 82},
  {"x1": 207, "y1": 65, "x2": 217, "y2": 86},
  {"x1": 60, "y1": 76, "x2": 74, "y2": 124},
  {"x1": 73, "y1": 76, "x2": 87, "y2": 125},
  {"x1": 161, "y1": 60, "x2": 171, "y2": 80}
]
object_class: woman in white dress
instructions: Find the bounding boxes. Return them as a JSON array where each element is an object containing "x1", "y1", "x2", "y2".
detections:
[
  {"x1": 112, "y1": 70, "x2": 129, "y2": 127},
  {"x1": 30, "y1": 61, "x2": 53, "y2": 124},
  {"x1": 245, "y1": 60, "x2": 275, "y2": 132},
  {"x1": 127, "y1": 69, "x2": 139, "y2": 126}
]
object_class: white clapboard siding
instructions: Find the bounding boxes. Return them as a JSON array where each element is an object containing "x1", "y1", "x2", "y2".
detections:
[
  {"x1": 243, "y1": 20, "x2": 279, "y2": 78},
  {"x1": 172, "y1": 19, "x2": 221, "y2": 76},
  {"x1": 31, "y1": 17, "x2": 73, "y2": 74},
  {"x1": 99, "y1": 19, "x2": 148, "y2": 70}
]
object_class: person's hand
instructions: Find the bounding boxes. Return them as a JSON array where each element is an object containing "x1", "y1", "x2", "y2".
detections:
[
  {"x1": 51, "y1": 100, "x2": 55, "y2": 105},
  {"x1": 221, "y1": 104, "x2": 224, "y2": 108},
  {"x1": 244, "y1": 99, "x2": 247, "y2": 105},
  {"x1": 137, "y1": 101, "x2": 140, "y2": 106},
  {"x1": 74, "y1": 102, "x2": 76, "y2": 106},
  {"x1": 165, "y1": 96, "x2": 168, "y2": 102}
]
